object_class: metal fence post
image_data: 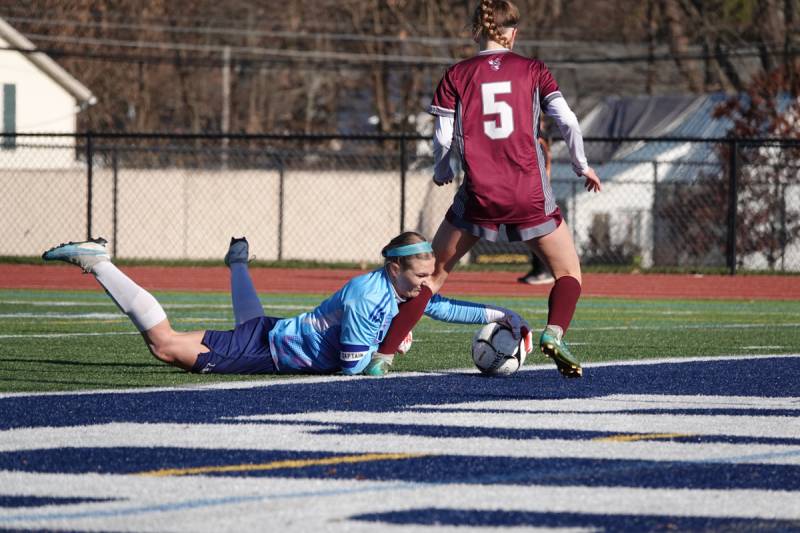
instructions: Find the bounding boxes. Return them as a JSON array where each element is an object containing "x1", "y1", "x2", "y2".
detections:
[
  {"x1": 651, "y1": 160, "x2": 658, "y2": 268},
  {"x1": 112, "y1": 148, "x2": 119, "y2": 259},
  {"x1": 86, "y1": 132, "x2": 93, "y2": 240},
  {"x1": 571, "y1": 179, "x2": 577, "y2": 242},
  {"x1": 399, "y1": 135, "x2": 407, "y2": 233},
  {"x1": 278, "y1": 160, "x2": 285, "y2": 261},
  {"x1": 780, "y1": 182, "x2": 787, "y2": 271},
  {"x1": 725, "y1": 139, "x2": 739, "y2": 275}
]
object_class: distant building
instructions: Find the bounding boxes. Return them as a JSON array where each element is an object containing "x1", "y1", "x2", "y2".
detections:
[
  {"x1": 551, "y1": 94, "x2": 798, "y2": 271},
  {"x1": 0, "y1": 16, "x2": 95, "y2": 166}
]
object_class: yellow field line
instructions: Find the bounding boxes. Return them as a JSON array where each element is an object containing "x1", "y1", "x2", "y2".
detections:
[
  {"x1": 138, "y1": 452, "x2": 429, "y2": 477},
  {"x1": 594, "y1": 433, "x2": 693, "y2": 442}
]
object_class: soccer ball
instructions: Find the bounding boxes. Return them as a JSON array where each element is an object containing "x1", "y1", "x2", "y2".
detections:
[{"x1": 471, "y1": 322, "x2": 527, "y2": 376}]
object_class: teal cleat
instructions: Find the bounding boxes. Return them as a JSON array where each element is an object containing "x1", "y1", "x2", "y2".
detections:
[
  {"x1": 224, "y1": 237, "x2": 251, "y2": 266},
  {"x1": 540, "y1": 325, "x2": 582, "y2": 378},
  {"x1": 42, "y1": 238, "x2": 110, "y2": 273}
]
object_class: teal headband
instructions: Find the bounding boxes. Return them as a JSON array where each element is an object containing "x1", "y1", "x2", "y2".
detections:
[{"x1": 384, "y1": 241, "x2": 433, "y2": 257}]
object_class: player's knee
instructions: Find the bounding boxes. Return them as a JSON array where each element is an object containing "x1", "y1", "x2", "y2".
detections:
[
  {"x1": 147, "y1": 342, "x2": 176, "y2": 364},
  {"x1": 555, "y1": 273, "x2": 582, "y2": 285},
  {"x1": 430, "y1": 271, "x2": 449, "y2": 293}
]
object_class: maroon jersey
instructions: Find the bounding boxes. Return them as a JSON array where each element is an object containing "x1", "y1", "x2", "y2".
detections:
[{"x1": 429, "y1": 50, "x2": 562, "y2": 224}]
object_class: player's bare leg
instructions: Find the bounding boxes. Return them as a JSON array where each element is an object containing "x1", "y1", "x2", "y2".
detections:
[
  {"x1": 430, "y1": 219, "x2": 481, "y2": 293},
  {"x1": 527, "y1": 222, "x2": 583, "y2": 378},
  {"x1": 42, "y1": 238, "x2": 206, "y2": 372},
  {"x1": 529, "y1": 221, "x2": 582, "y2": 283},
  {"x1": 141, "y1": 320, "x2": 207, "y2": 371}
]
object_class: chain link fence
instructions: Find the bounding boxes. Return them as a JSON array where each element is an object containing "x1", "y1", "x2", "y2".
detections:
[{"x1": 1, "y1": 133, "x2": 798, "y2": 273}]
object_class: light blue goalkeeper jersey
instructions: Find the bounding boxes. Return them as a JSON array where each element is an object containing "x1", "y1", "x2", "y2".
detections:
[{"x1": 268, "y1": 267, "x2": 489, "y2": 375}]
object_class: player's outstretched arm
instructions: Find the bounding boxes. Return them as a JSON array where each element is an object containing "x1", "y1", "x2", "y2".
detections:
[{"x1": 425, "y1": 295, "x2": 530, "y2": 339}]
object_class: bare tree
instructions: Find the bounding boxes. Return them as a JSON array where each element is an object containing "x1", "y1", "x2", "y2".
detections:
[{"x1": 2, "y1": 0, "x2": 798, "y2": 132}]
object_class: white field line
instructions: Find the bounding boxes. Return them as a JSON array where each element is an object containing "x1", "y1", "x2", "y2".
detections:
[
  {"x1": 2, "y1": 421, "x2": 799, "y2": 465},
  {"x1": 0, "y1": 300, "x2": 115, "y2": 307},
  {"x1": 0, "y1": 331, "x2": 140, "y2": 340},
  {"x1": 427, "y1": 322, "x2": 800, "y2": 334},
  {"x1": 0, "y1": 312, "x2": 125, "y2": 320},
  {"x1": 230, "y1": 411, "x2": 800, "y2": 440},
  {"x1": 1, "y1": 474, "x2": 799, "y2": 527},
  {"x1": 741, "y1": 345, "x2": 785, "y2": 349},
  {"x1": 0, "y1": 353, "x2": 797, "y2": 400},
  {"x1": 578, "y1": 323, "x2": 800, "y2": 331},
  {"x1": 409, "y1": 394, "x2": 800, "y2": 412},
  {"x1": 0, "y1": 303, "x2": 310, "y2": 311}
]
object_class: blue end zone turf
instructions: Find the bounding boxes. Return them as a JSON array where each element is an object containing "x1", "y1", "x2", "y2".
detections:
[
  {"x1": 1, "y1": 356, "x2": 798, "y2": 531},
  {"x1": 308, "y1": 420, "x2": 800, "y2": 445},
  {"x1": 2, "y1": 356, "x2": 799, "y2": 430},
  {"x1": 0, "y1": 496, "x2": 114, "y2": 508},
  {"x1": 1, "y1": 447, "x2": 798, "y2": 491},
  {"x1": 352, "y1": 508, "x2": 800, "y2": 530}
]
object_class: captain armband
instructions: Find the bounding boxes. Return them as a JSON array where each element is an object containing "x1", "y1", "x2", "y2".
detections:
[{"x1": 339, "y1": 343, "x2": 370, "y2": 370}]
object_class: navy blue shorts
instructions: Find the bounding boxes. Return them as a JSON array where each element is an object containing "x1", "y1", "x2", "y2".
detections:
[{"x1": 192, "y1": 316, "x2": 279, "y2": 374}]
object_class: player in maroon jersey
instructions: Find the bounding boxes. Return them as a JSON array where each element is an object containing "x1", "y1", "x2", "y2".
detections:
[{"x1": 376, "y1": 0, "x2": 600, "y2": 378}]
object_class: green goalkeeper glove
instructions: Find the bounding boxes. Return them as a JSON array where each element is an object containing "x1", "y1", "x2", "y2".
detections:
[{"x1": 363, "y1": 353, "x2": 394, "y2": 376}]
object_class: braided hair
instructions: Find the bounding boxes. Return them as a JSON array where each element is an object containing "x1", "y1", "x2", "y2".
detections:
[{"x1": 472, "y1": 0, "x2": 520, "y2": 49}]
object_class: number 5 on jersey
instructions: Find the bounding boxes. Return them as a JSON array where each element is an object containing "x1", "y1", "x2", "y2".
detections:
[{"x1": 481, "y1": 81, "x2": 514, "y2": 140}]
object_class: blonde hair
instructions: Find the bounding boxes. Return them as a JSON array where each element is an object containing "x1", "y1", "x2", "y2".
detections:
[
  {"x1": 472, "y1": 0, "x2": 520, "y2": 49},
  {"x1": 381, "y1": 231, "x2": 433, "y2": 269}
]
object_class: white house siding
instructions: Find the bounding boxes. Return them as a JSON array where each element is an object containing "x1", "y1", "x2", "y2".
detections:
[
  {"x1": 554, "y1": 160, "x2": 657, "y2": 268},
  {"x1": 0, "y1": 36, "x2": 77, "y2": 133},
  {"x1": 0, "y1": 35, "x2": 80, "y2": 170},
  {"x1": 554, "y1": 154, "x2": 800, "y2": 271}
]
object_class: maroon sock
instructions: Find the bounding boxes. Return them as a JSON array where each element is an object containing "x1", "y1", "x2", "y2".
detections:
[
  {"x1": 547, "y1": 276, "x2": 582, "y2": 333},
  {"x1": 378, "y1": 285, "x2": 433, "y2": 354}
]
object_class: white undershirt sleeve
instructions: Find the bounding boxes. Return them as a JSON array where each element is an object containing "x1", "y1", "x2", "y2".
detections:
[
  {"x1": 546, "y1": 95, "x2": 590, "y2": 176},
  {"x1": 432, "y1": 115, "x2": 456, "y2": 185}
]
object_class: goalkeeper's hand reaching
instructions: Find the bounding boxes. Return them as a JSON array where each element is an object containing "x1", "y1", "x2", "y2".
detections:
[
  {"x1": 363, "y1": 353, "x2": 394, "y2": 376},
  {"x1": 362, "y1": 331, "x2": 412, "y2": 376},
  {"x1": 485, "y1": 306, "x2": 533, "y2": 355}
]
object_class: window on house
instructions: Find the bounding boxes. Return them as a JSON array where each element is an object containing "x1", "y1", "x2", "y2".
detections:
[{"x1": 3, "y1": 84, "x2": 15, "y2": 150}]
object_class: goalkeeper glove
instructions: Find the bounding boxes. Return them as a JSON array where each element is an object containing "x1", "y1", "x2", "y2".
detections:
[
  {"x1": 363, "y1": 353, "x2": 394, "y2": 376},
  {"x1": 485, "y1": 305, "x2": 530, "y2": 341},
  {"x1": 397, "y1": 330, "x2": 413, "y2": 355}
]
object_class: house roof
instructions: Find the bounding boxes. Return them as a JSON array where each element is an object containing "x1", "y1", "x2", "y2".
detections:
[
  {"x1": 551, "y1": 94, "x2": 734, "y2": 184},
  {"x1": 0, "y1": 16, "x2": 96, "y2": 108},
  {"x1": 580, "y1": 94, "x2": 731, "y2": 139}
]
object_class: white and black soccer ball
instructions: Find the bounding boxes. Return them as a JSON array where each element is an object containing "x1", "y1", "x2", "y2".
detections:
[{"x1": 471, "y1": 322, "x2": 527, "y2": 376}]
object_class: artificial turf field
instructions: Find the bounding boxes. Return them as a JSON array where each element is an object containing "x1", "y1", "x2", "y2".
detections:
[
  {"x1": 0, "y1": 287, "x2": 798, "y2": 392},
  {"x1": 1, "y1": 286, "x2": 799, "y2": 531}
]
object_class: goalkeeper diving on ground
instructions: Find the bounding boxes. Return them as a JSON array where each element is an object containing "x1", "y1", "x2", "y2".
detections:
[{"x1": 42, "y1": 231, "x2": 532, "y2": 376}]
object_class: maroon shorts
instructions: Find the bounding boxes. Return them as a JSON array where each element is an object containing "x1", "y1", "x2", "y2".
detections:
[{"x1": 445, "y1": 206, "x2": 562, "y2": 242}]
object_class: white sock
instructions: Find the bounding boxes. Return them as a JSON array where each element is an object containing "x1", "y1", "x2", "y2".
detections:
[
  {"x1": 229, "y1": 262, "x2": 264, "y2": 325},
  {"x1": 92, "y1": 262, "x2": 167, "y2": 332}
]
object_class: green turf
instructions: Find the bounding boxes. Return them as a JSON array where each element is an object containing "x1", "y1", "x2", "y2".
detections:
[{"x1": 0, "y1": 288, "x2": 798, "y2": 392}]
